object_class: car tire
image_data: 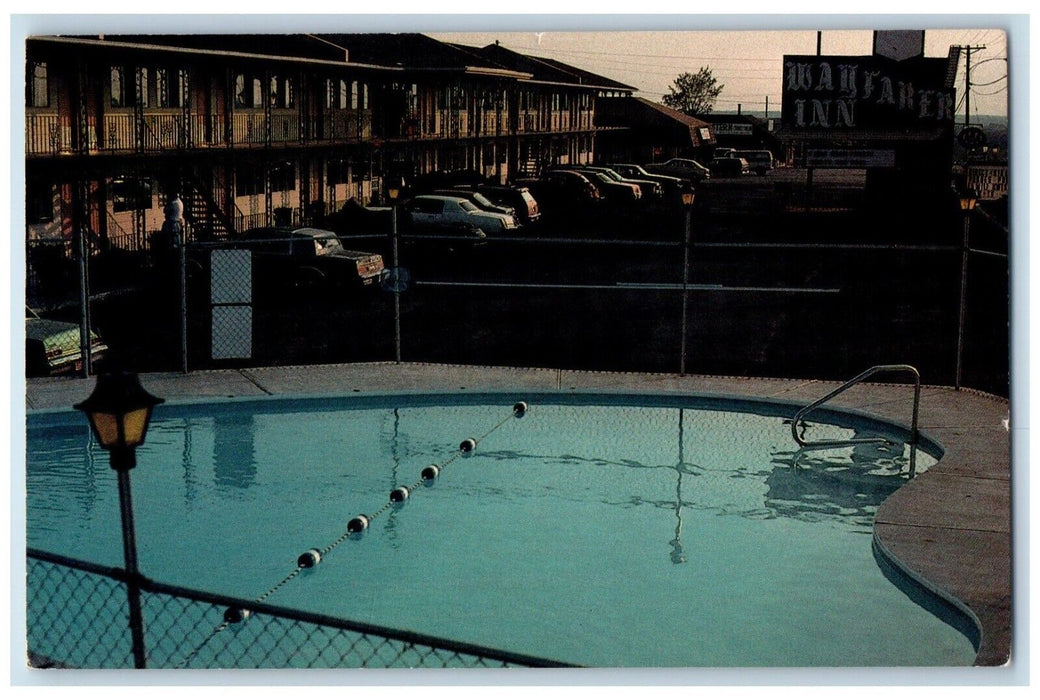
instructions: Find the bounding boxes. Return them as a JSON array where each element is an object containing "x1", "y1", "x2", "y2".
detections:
[{"x1": 292, "y1": 266, "x2": 327, "y2": 294}]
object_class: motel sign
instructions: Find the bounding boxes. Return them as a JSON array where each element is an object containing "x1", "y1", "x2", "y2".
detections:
[{"x1": 781, "y1": 55, "x2": 955, "y2": 131}]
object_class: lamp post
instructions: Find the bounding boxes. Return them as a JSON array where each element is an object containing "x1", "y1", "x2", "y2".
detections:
[
  {"x1": 388, "y1": 181, "x2": 402, "y2": 364},
  {"x1": 74, "y1": 371, "x2": 164, "y2": 669},
  {"x1": 955, "y1": 191, "x2": 978, "y2": 390},
  {"x1": 679, "y1": 185, "x2": 696, "y2": 376}
]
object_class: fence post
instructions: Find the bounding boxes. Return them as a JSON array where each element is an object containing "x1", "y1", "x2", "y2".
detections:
[
  {"x1": 76, "y1": 228, "x2": 92, "y2": 378},
  {"x1": 179, "y1": 233, "x2": 188, "y2": 373},
  {"x1": 955, "y1": 208, "x2": 972, "y2": 390},
  {"x1": 392, "y1": 203, "x2": 402, "y2": 364}
]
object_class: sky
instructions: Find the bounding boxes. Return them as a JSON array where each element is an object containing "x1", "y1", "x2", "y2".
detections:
[{"x1": 428, "y1": 28, "x2": 1010, "y2": 119}]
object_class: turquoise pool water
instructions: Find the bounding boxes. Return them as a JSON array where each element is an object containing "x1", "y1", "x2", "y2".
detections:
[{"x1": 25, "y1": 392, "x2": 976, "y2": 667}]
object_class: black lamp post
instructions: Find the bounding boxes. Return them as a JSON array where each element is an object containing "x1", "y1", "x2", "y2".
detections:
[
  {"x1": 74, "y1": 371, "x2": 164, "y2": 669},
  {"x1": 388, "y1": 180, "x2": 403, "y2": 364},
  {"x1": 955, "y1": 190, "x2": 978, "y2": 390},
  {"x1": 679, "y1": 185, "x2": 696, "y2": 376}
]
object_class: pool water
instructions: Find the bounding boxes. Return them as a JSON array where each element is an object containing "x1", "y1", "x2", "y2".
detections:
[{"x1": 25, "y1": 393, "x2": 977, "y2": 667}]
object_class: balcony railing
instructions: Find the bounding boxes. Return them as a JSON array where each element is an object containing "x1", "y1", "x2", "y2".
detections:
[
  {"x1": 27, "y1": 102, "x2": 589, "y2": 155},
  {"x1": 26, "y1": 114, "x2": 73, "y2": 154}
]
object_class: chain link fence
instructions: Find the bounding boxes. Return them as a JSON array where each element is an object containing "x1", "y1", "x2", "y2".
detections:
[
  {"x1": 26, "y1": 549, "x2": 575, "y2": 670},
  {"x1": 23, "y1": 191, "x2": 1010, "y2": 397}
]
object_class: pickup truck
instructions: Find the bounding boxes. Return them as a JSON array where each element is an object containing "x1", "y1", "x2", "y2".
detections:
[
  {"x1": 735, "y1": 150, "x2": 775, "y2": 175},
  {"x1": 709, "y1": 156, "x2": 750, "y2": 177},
  {"x1": 233, "y1": 227, "x2": 385, "y2": 293}
]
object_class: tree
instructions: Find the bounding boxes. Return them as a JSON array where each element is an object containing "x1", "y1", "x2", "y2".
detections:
[{"x1": 662, "y1": 68, "x2": 724, "y2": 116}]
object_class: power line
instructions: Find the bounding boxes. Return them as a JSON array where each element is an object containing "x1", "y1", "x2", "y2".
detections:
[
  {"x1": 973, "y1": 75, "x2": 1008, "y2": 87},
  {"x1": 521, "y1": 45, "x2": 785, "y2": 64},
  {"x1": 972, "y1": 85, "x2": 1008, "y2": 97},
  {"x1": 522, "y1": 49, "x2": 782, "y2": 74}
]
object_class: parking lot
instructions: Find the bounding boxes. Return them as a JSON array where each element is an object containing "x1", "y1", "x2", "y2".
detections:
[{"x1": 69, "y1": 167, "x2": 1006, "y2": 397}]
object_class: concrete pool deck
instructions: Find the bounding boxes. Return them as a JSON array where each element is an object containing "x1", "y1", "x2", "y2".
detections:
[{"x1": 24, "y1": 361, "x2": 1013, "y2": 667}]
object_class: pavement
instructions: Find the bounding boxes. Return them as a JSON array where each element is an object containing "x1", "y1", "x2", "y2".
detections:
[{"x1": 24, "y1": 361, "x2": 1013, "y2": 668}]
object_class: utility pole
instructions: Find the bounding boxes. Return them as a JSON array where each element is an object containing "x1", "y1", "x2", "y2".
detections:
[{"x1": 961, "y1": 44, "x2": 987, "y2": 127}]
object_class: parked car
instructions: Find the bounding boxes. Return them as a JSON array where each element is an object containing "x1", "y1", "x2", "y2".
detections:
[
  {"x1": 531, "y1": 170, "x2": 602, "y2": 202},
  {"x1": 432, "y1": 189, "x2": 516, "y2": 218},
  {"x1": 735, "y1": 150, "x2": 775, "y2": 175},
  {"x1": 473, "y1": 185, "x2": 542, "y2": 225},
  {"x1": 233, "y1": 227, "x2": 385, "y2": 291},
  {"x1": 25, "y1": 307, "x2": 107, "y2": 377},
  {"x1": 605, "y1": 164, "x2": 686, "y2": 198},
  {"x1": 643, "y1": 158, "x2": 711, "y2": 183},
  {"x1": 403, "y1": 194, "x2": 518, "y2": 235},
  {"x1": 709, "y1": 156, "x2": 750, "y2": 177},
  {"x1": 567, "y1": 169, "x2": 641, "y2": 202},
  {"x1": 574, "y1": 166, "x2": 663, "y2": 199}
]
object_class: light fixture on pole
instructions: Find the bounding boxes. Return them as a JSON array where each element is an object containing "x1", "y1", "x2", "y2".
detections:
[
  {"x1": 954, "y1": 190, "x2": 978, "y2": 390},
  {"x1": 74, "y1": 371, "x2": 164, "y2": 669},
  {"x1": 680, "y1": 184, "x2": 696, "y2": 376}
]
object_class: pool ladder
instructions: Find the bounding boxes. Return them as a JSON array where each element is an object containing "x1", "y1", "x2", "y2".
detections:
[{"x1": 790, "y1": 364, "x2": 921, "y2": 478}]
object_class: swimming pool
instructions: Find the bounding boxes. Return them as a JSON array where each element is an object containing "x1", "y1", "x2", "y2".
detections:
[{"x1": 25, "y1": 391, "x2": 977, "y2": 667}]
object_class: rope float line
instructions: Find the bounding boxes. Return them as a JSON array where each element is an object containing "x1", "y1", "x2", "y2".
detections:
[{"x1": 177, "y1": 400, "x2": 528, "y2": 667}]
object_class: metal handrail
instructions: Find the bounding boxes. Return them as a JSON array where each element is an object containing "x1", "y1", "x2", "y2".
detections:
[{"x1": 791, "y1": 364, "x2": 921, "y2": 477}]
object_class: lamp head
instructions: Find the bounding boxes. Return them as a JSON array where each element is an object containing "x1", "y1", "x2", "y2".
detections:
[{"x1": 74, "y1": 371, "x2": 164, "y2": 466}]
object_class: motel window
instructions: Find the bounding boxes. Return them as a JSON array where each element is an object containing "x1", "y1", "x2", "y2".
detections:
[
  {"x1": 155, "y1": 68, "x2": 185, "y2": 108},
  {"x1": 111, "y1": 177, "x2": 154, "y2": 213},
  {"x1": 110, "y1": 66, "x2": 126, "y2": 107},
  {"x1": 26, "y1": 61, "x2": 48, "y2": 108},
  {"x1": 329, "y1": 79, "x2": 350, "y2": 109},
  {"x1": 138, "y1": 68, "x2": 149, "y2": 107},
  {"x1": 269, "y1": 162, "x2": 296, "y2": 192},
  {"x1": 328, "y1": 159, "x2": 350, "y2": 185},
  {"x1": 26, "y1": 179, "x2": 54, "y2": 224},
  {"x1": 235, "y1": 166, "x2": 264, "y2": 197},
  {"x1": 269, "y1": 75, "x2": 295, "y2": 108},
  {"x1": 235, "y1": 74, "x2": 249, "y2": 107},
  {"x1": 351, "y1": 155, "x2": 371, "y2": 180},
  {"x1": 110, "y1": 66, "x2": 150, "y2": 108},
  {"x1": 234, "y1": 73, "x2": 263, "y2": 108},
  {"x1": 407, "y1": 84, "x2": 418, "y2": 117},
  {"x1": 157, "y1": 69, "x2": 170, "y2": 107},
  {"x1": 284, "y1": 77, "x2": 295, "y2": 107}
]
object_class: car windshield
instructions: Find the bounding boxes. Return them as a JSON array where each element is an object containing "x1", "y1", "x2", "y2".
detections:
[
  {"x1": 309, "y1": 233, "x2": 344, "y2": 255},
  {"x1": 602, "y1": 170, "x2": 623, "y2": 181},
  {"x1": 471, "y1": 193, "x2": 496, "y2": 208},
  {"x1": 458, "y1": 200, "x2": 479, "y2": 212}
]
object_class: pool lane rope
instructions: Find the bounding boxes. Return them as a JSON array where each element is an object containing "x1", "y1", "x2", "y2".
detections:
[{"x1": 177, "y1": 400, "x2": 528, "y2": 668}]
